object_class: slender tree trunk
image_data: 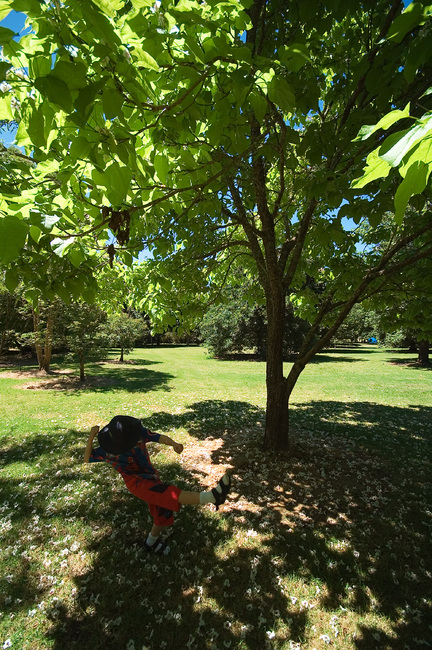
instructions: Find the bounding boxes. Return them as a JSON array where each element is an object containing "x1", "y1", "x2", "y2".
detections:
[
  {"x1": 263, "y1": 290, "x2": 290, "y2": 451},
  {"x1": 33, "y1": 309, "x2": 43, "y2": 369},
  {"x1": 43, "y1": 311, "x2": 53, "y2": 371},
  {"x1": 418, "y1": 340, "x2": 430, "y2": 366},
  {"x1": 32, "y1": 307, "x2": 53, "y2": 373},
  {"x1": 79, "y1": 352, "x2": 85, "y2": 381},
  {"x1": 120, "y1": 346, "x2": 124, "y2": 362}
]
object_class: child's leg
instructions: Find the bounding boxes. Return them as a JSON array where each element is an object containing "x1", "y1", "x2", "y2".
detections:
[
  {"x1": 179, "y1": 472, "x2": 231, "y2": 508},
  {"x1": 150, "y1": 523, "x2": 165, "y2": 537}
]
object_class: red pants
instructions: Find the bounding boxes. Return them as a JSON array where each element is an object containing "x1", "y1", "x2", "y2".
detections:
[{"x1": 123, "y1": 475, "x2": 182, "y2": 527}]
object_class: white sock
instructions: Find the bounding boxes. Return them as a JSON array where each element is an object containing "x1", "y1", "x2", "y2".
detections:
[
  {"x1": 199, "y1": 491, "x2": 216, "y2": 505},
  {"x1": 146, "y1": 532, "x2": 159, "y2": 546},
  {"x1": 146, "y1": 533, "x2": 170, "y2": 555},
  {"x1": 199, "y1": 473, "x2": 230, "y2": 504}
]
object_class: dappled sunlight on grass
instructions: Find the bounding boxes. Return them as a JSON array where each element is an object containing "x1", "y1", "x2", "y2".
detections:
[{"x1": 1, "y1": 346, "x2": 431, "y2": 648}]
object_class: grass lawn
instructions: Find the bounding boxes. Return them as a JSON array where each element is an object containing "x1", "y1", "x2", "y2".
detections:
[{"x1": 0, "y1": 344, "x2": 431, "y2": 649}]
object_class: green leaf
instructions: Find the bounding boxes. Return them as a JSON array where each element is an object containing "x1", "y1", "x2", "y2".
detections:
[
  {"x1": 380, "y1": 114, "x2": 432, "y2": 167},
  {"x1": 10, "y1": 0, "x2": 41, "y2": 14},
  {"x1": 0, "y1": 61, "x2": 11, "y2": 82},
  {"x1": 278, "y1": 43, "x2": 311, "y2": 72},
  {"x1": 68, "y1": 245, "x2": 86, "y2": 268},
  {"x1": 394, "y1": 160, "x2": 430, "y2": 224},
  {"x1": 30, "y1": 225, "x2": 41, "y2": 242},
  {"x1": 0, "y1": 95, "x2": 13, "y2": 120},
  {"x1": 387, "y1": 2, "x2": 424, "y2": 43},
  {"x1": 267, "y1": 76, "x2": 295, "y2": 113},
  {"x1": 73, "y1": 79, "x2": 107, "y2": 123},
  {"x1": 80, "y1": 3, "x2": 122, "y2": 50},
  {"x1": 399, "y1": 135, "x2": 432, "y2": 177},
  {"x1": 27, "y1": 104, "x2": 46, "y2": 148},
  {"x1": 184, "y1": 35, "x2": 206, "y2": 63},
  {"x1": 28, "y1": 55, "x2": 52, "y2": 78},
  {"x1": 102, "y1": 87, "x2": 124, "y2": 120},
  {"x1": 130, "y1": 0, "x2": 154, "y2": 7},
  {"x1": 92, "y1": 0, "x2": 125, "y2": 18},
  {"x1": 249, "y1": 90, "x2": 267, "y2": 123},
  {"x1": 131, "y1": 46, "x2": 160, "y2": 71},
  {"x1": 34, "y1": 75, "x2": 73, "y2": 113},
  {"x1": 5, "y1": 267, "x2": 19, "y2": 293},
  {"x1": 0, "y1": 214, "x2": 28, "y2": 263},
  {"x1": 0, "y1": 26, "x2": 15, "y2": 45},
  {"x1": 92, "y1": 163, "x2": 132, "y2": 205},
  {"x1": 0, "y1": 2, "x2": 11, "y2": 21},
  {"x1": 354, "y1": 104, "x2": 411, "y2": 141},
  {"x1": 69, "y1": 136, "x2": 92, "y2": 161},
  {"x1": 154, "y1": 154, "x2": 169, "y2": 185},
  {"x1": 50, "y1": 60, "x2": 88, "y2": 92},
  {"x1": 352, "y1": 149, "x2": 392, "y2": 189}
]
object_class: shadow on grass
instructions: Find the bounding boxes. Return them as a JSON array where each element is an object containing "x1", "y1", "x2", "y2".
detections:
[
  {"x1": 1, "y1": 397, "x2": 431, "y2": 648},
  {"x1": 5, "y1": 361, "x2": 176, "y2": 394},
  {"x1": 387, "y1": 357, "x2": 432, "y2": 370}
]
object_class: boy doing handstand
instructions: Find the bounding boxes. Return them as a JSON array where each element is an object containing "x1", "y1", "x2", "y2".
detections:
[{"x1": 84, "y1": 415, "x2": 232, "y2": 555}]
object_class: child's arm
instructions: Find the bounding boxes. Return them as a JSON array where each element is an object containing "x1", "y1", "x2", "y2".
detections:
[
  {"x1": 158, "y1": 434, "x2": 184, "y2": 454},
  {"x1": 83, "y1": 426, "x2": 100, "y2": 463}
]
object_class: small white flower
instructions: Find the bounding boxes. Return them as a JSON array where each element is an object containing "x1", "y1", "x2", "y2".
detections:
[
  {"x1": 3, "y1": 641, "x2": 12, "y2": 649},
  {"x1": 266, "y1": 630, "x2": 276, "y2": 639},
  {"x1": 320, "y1": 634, "x2": 331, "y2": 644}
]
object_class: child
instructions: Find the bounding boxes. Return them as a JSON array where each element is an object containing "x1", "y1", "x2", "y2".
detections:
[{"x1": 84, "y1": 415, "x2": 232, "y2": 555}]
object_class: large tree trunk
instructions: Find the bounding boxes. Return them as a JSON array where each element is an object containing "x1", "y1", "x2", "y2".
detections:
[
  {"x1": 418, "y1": 339, "x2": 430, "y2": 366},
  {"x1": 263, "y1": 290, "x2": 290, "y2": 451}
]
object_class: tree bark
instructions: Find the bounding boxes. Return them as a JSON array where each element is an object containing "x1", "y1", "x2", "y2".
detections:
[
  {"x1": 418, "y1": 339, "x2": 430, "y2": 366},
  {"x1": 79, "y1": 352, "x2": 85, "y2": 381},
  {"x1": 32, "y1": 307, "x2": 53, "y2": 373},
  {"x1": 263, "y1": 288, "x2": 290, "y2": 450}
]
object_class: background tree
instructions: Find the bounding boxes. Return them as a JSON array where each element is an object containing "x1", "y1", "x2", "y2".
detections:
[
  {"x1": 0, "y1": 281, "x2": 31, "y2": 355},
  {"x1": 102, "y1": 312, "x2": 145, "y2": 362},
  {"x1": 200, "y1": 284, "x2": 310, "y2": 359},
  {"x1": 1, "y1": 0, "x2": 432, "y2": 449},
  {"x1": 61, "y1": 302, "x2": 107, "y2": 381}
]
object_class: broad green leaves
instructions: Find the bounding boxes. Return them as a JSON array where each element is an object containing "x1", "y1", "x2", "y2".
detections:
[
  {"x1": 0, "y1": 214, "x2": 28, "y2": 262},
  {"x1": 352, "y1": 2, "x2": 432, "y2": 224},
  {"x1": 353, "y1": 108, "x2": 432, "y2": 223}
]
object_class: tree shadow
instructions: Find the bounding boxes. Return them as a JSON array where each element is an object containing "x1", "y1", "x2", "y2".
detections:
[
  {"x1": 1, "y1": 398, "x2": 431, "y2": 648},
  {"x1": 8, "y1": 362, "x2": 175, "y2": 394},
  {"x1": 387, "y1": 357, "x2": 432, "y2": 371}
]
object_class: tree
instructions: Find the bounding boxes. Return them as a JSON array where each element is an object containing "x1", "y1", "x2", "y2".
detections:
[
  {"x1": 0, "y1": 281, "x2": 31, "y2": 355},
  {"x1": 200, "y1": 285, "x2": 310, "y2": 359},
  {"x1": 330, "y1": 304, "x2": 380, "y2": 344},
  {"x1": 1, "y1": 0, "x2": 432, "y2": 449},
  {"x1": 103, "y1": 312, "x2": 145, "y2": 361},
  {"x1": 62, "y1": 303, "x2": 107, "y2": 380}
]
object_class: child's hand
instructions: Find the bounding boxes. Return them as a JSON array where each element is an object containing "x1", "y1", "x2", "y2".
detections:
[{"x1": 173, "y1": 442, "x2": 184, "y2": 454}]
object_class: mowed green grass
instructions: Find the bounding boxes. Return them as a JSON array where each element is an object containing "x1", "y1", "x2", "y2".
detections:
[{"x1": 0, "y1": 345, "x2": 431, "y2": 649}]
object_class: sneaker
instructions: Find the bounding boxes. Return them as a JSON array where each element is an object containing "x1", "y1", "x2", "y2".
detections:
[{"x1": 211, "y1": 472, "x2": 232, "y2": 510}]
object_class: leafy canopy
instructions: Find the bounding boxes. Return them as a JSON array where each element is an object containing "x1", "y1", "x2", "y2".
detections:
[{"x1": 0, "y1": 0, "x2": 431, "y2": 320}]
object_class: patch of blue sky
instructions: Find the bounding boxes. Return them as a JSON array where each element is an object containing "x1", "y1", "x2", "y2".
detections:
[{"x1": 1, "y1": 10, "x2": 27, "y2": 35}]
